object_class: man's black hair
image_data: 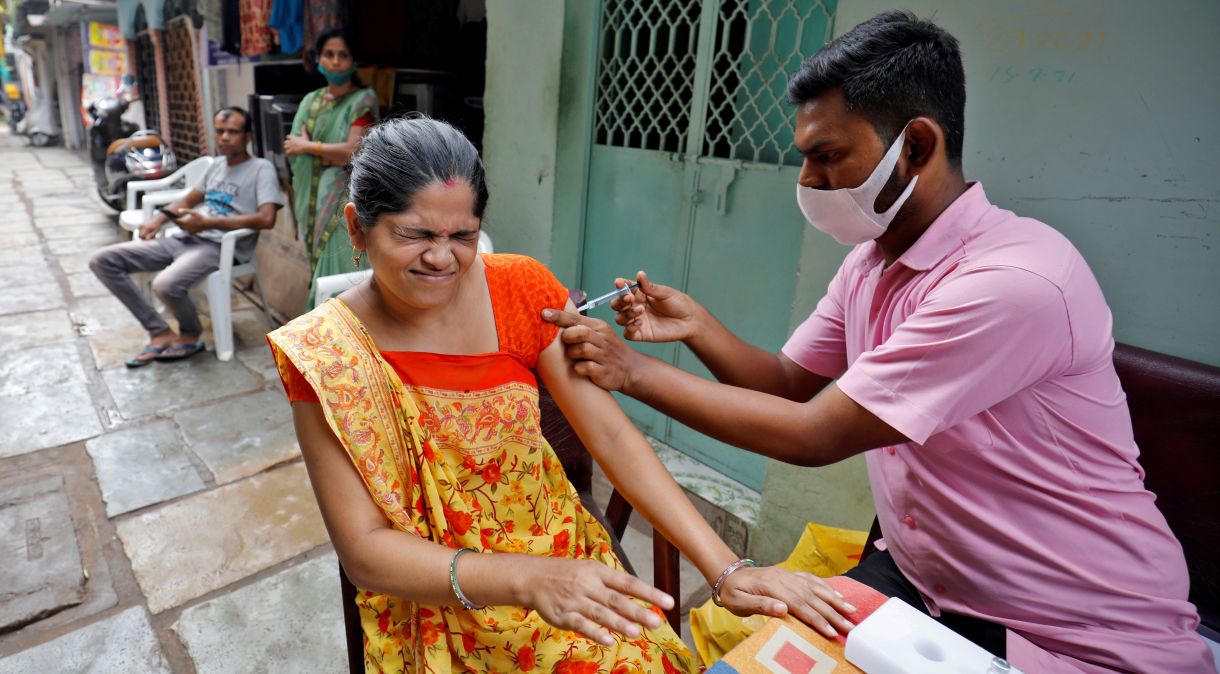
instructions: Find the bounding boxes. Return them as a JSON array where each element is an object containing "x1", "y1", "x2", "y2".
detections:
[
  {"x1": 215, "y1": 106, "x2": 252, "y2": 133},
  {"x1": 787, "y1": 10, "x2": 966, "y2": 167}
]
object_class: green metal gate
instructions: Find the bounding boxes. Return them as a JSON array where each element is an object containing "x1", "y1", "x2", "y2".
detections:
[{"x1": 580, "y1": 0, "x2": 836, "y2": 490}]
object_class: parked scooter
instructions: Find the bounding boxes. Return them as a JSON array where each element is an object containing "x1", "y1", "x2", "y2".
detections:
[{"x1": 88, "y1": 80, "x2": 176, "y2": 212}]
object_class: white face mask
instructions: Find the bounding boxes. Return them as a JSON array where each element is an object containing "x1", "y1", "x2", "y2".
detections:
[{"x1": 796, "y1": 124, "x2": 918, "y2": 245}]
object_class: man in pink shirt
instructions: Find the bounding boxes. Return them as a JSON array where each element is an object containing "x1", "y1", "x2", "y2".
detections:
[{"x1": 544, "y1": 10, "x2": 1214, "y2": 673}]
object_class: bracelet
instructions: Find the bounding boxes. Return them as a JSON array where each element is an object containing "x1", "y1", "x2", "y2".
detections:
[
  {"x1": 315, "y1": 141, "x2": 322, "y2": 155},
  {"x1": 449, "y1": 547, "x2": 484, "y2": 610},
  {"x1": 711, "y1": 558, "x2": 757, "y2": 607}
]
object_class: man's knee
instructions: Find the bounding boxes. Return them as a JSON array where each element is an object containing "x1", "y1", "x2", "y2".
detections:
[
  {"x1": 151, "y1": 271, "x2": 195, "y2": 302},
  {"x1": 88, "y1": 245, "x2": 120, "y2": 277}
]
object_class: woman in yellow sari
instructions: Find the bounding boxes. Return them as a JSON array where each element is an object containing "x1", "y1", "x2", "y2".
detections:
[{"x1": 267, "y1": 117, "x2": 854, "y2": 673}]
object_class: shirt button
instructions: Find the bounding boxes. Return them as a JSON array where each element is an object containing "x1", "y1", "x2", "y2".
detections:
[
  {"x1": 933, "y1": 583, "x2": 947, "y2": 594},
  {"x1": 903, "y1": 515, "x2": 917, "y2": 529},
  {"x1": 885, "y1": 446, "x2": 896, "y2": 455}
]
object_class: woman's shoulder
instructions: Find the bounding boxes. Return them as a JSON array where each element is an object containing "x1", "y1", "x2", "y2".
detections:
[
  {"x1": 268, "y1": 302, "x2": 340, "y2": 347},
  {"x1": 300, "y1": 88, "x2": 323, "y2": 105},
  {"x1": 483, "y1": 254, "x2": 564, "y2": 289}
]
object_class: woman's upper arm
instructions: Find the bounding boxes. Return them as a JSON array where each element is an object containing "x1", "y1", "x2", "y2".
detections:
[
  {"x1": 535, "y1": 301, "x2": 635, "y2": 451},
  {"x1": 345, "y1": 124, "x2": 367, "y2": 146},
  {"x1": 291, "y1": 401, "x2": 393, "y2": 558}
]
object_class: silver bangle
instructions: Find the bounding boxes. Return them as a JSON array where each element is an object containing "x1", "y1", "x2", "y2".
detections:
[
  {"x1": 711, "y1": 558, "x2": 757, "y2": 607},
  {"x1": 449, "y1": 547, "x2": 483, "y2": 610}
]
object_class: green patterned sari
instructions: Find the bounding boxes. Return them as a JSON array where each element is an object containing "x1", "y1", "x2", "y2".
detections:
[{"x1": 289, "y1": 85, "x2": 378, "y2": 308}]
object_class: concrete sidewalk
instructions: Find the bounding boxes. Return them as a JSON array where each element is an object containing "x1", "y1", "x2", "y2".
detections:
[
  {"x1": 0, "y1": 126, "x2": 344, "y2": 672},
  {"x1": 0, "y1": 126, "x2": 716, "y2": 672}
]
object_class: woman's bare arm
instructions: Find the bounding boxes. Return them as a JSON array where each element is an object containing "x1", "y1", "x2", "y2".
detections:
[
  {"x1": 536, "y1": 299, "x2": 859, "y2": 636},
  {"x1": 291, "y1": 398, "x2": 670, "y2": 644}
]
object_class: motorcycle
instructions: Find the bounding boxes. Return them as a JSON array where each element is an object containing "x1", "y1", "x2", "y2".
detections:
[{"x1": 88, "y1": 84, "x2": 176, "y2": 212}]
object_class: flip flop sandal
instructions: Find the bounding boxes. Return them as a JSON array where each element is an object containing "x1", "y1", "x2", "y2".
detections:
[
  {"x1": 125, "y1": 345, "x2": 167, "y2": 368},
  {"x1": 154, "y1": 342, "x2": 206, "y2": 362}
]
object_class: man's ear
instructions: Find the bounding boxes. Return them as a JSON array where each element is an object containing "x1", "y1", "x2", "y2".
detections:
[
  {"x1": 344, "y1": 202, "x2": 366, "y2": 249},
  {"x1": 905, "y1": 117, "x2": 943, "y2": 171}
]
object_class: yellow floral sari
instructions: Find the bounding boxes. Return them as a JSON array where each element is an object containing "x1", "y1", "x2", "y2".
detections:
[{"x1": 267, "y1": 254, "x2": 697, "y2": 673}]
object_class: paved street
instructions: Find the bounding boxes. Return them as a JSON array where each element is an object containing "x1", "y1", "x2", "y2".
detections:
[
  {"x1": 0, "y1": 126, "x2": 345, "y2": 672},
  {"x1": 0, "y1": 126, "x2": 709, "y2": 672}
]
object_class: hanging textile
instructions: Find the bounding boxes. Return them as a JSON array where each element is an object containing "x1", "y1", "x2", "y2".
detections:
[
  {"x1": 269, "y1": 0, "x2": 304, "y2": 55},
  {"x1": 302, "y1": 0, "x2": 341, "y2": 69},
  {"x1": 198, "y1": 0, "x2": 222, "y2": 43},
  {"x1": 220, "y1": 0, "x2": 240, "y2": 54},
  {"x1": 239, "y1": 0, "x2": 273, "y2": 56}
]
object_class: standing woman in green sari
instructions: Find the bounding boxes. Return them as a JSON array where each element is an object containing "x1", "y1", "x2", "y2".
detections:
[{"x1": 284, "y1": 28, "x2": 379, "y2": 307}]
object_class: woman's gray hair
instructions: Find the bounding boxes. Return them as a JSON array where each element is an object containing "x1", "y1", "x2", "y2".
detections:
[{"x1": 348, "y1": 115, "x2": 489, "y2": 227}]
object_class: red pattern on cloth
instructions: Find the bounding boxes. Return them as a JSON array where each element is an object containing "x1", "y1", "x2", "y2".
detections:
[{"x1": 239, "y1": 0, "x2": 273, "y2": 56}]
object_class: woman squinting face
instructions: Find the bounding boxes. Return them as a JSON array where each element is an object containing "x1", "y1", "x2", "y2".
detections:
[{"x1": 364, "y1": 180, "x2": 482, "y2": 308}]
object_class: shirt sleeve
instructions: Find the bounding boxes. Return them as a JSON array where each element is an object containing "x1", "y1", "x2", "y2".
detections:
[
  {"x1": 836, "y1": 266, "x2": 1074, "y2": 445},
  {"x1": 782, "y1": 260, "x2": 851, "y2": 379},
  {"x1": 351, "y1": 112, "x2": 373, "y2": 127},
  {"x1": 192, "y1": 161, "x2": 215, "y2": 194},
  {"x1": 255, "y1": 161, "x2": 285, "y2": 208}
]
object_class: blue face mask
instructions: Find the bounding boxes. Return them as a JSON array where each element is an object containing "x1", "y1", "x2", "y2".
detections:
[{"x1": 318, "y1": 63, "x2": 356, "y2": 85}]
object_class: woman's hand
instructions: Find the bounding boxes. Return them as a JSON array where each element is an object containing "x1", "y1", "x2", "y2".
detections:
[
  {"x1": 611, "y1": 271, "x2": 702, "y2": 343},
  {"x1": 284, "y1": 127, "x2": 312, "y2": 156},
  {"x1": 518, "y1": 556, "x2": 673, "y2": 646},
  {"x1": 716, "y1": 566, "x2": 858, "y2": 638}
]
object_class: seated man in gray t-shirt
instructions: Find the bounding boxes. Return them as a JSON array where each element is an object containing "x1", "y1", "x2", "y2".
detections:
[{"x1": 89, "y1": 106, "x2": 284, "y2": 366}]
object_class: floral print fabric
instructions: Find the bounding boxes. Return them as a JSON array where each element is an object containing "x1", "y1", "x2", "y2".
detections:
[{"x1": 268, "y1": 255, "x2": 697, "y2": 673}]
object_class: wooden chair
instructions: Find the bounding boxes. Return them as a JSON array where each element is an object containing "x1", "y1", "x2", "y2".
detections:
[{"x1": 336, "y1": 384, "x2": 683, "y2": 674}]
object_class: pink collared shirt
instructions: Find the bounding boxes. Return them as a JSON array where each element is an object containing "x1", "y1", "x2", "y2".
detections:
[{"x1": 783, "y1": 183, "x2": 1214, "y2": 673}]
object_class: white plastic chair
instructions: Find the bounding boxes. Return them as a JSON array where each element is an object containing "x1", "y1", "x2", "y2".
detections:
[
  {"x1": 313, "y1": 231, "x2": 495, "y2": 304},
  {"x1": 205, "y1": 228, "x2": 271, "y2": 362},
  {"x1": 117, "y1": 218, "x2": 271, "y2": 363},
  {"x1": 118, "y1": 156, "x2": 214, "y2": 233}
]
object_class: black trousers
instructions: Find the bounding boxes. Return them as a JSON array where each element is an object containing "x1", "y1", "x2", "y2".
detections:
[{"x1": 845, "y1": 549, "x2": 1007, "y2": 658}]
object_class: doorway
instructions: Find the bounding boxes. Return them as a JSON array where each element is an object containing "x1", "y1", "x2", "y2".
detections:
[{"x1": 579, "y1": 0, "x2": 836, "y2": 490}]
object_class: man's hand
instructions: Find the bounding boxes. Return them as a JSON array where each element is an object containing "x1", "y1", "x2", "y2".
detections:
[
  {"x1": 174, "y1": 209, "x2": 213, "y2": 234},
  {"x1": 611, "y1": 271, "x2": 701, "y2": 343},
  {"x1": 283, "y1": 127, "x2": 311, "y2": 156},
  {"x1": 541, "y1": 309, "x2": 644, "y2": 393},
  {"x1": 137, "y1": 218, "x2": 163, "y2": 240}
]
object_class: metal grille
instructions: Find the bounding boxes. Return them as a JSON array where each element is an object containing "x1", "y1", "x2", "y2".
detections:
[
  {"x1": 702, "y1": 0, "x2": 833, "y2": 166},
  {"x1": 134, "y1": 33, "x2": 160, "y2": 136},
  {"x1": 165, "y1": 16, "x2": 207, "y2": 162},
  {"x1": 593, "y1": 0, "x2": 701, "y2": 153}
]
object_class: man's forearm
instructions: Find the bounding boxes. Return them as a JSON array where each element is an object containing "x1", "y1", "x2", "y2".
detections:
[
  {"x1": 682, "y1": 306, "x2": 804, "y2": 399},
  {"x1": 624, "y1": 354, "x2": 826, "y2": 465},
  {"x1": 207, "y1": 211, "x2": 274, "y2": 231}
]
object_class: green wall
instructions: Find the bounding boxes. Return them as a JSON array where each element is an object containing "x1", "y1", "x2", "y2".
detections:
[
  {"x1": 483, "y1": 0, "x2": 566, "y2": 263},
  {"x1": 486, "y1": 0, "x2": 1220, "y2": 566},
  {"x1": 754, "y1": 0, "x2": 1220, "y2": 565}
]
